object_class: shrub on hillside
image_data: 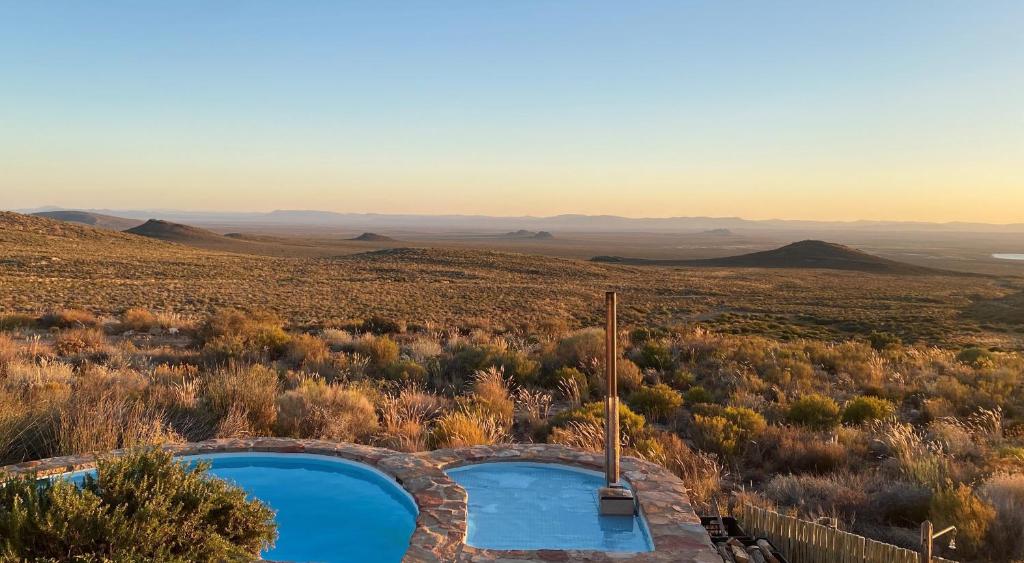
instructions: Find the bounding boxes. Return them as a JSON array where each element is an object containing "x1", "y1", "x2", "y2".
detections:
[
  {"x1": 787, "y1": 394, "x2": 840, "y2": 430},
  {"x1": 0, "y1": 313, "x2": 38, "y2": 331},
  {"x1": 929, "y1": 484, "x2": 995, "y2": 558},
  {"x1": 354, "y1": 334, "x2": 400, "y2": 371},
  {"x1": 550, "y1": 402, "x2": 646, "y2": 443},
  {"x1": 121, "y1": 307, "x2": 159, "y2": 332},
  {"x1": 627, "y1": 383, "x2": 683, "y2": 423},
  {"x1": 693, "y1": 406, "x2": 766, "y2": 457},
  {"x1": 0, "y1": 448, "x2": 276, "y2": 561},
  {"x1": 956, "y1": 346, "x2": 994, "y2": 368},
  {"x1": 632, "y1": 340, "x2": 673, "y2": 371},
  {"x1": 40, "y1": 309, "x2": 98, "y2": 329},
  {"x1": 53, "y1": 327, "x2": 108, "y2": 358},
  {"x1": 285, "y1": 334, "x2": 331, "y2": 369},
  {"x1": 550, "y1": 328, "x2": 604, "y2": 371},
  {"x1": 684, "y1": 385, "x2": 714, "y2": 404},
  {"x1": 759, "y1": 426, "x2": 848, "y2": 474},
  {"x1": 842, "y1": 396, "x2": 896, "y2": 425},
  {"x1": 431, "y1": 409, "x2": 507, "y2": 448},
  {"x1": 383, "y1": 359, "x2": 429, "y2": 386},
  {"x1": 979, "y1": 473, "x2": 1024, "y2": 561},
  {"x1": 204, "y1": 364, "x2": 279, "y2": 435},
  {"x1": 469, "y1": 367, "x2": 514, "y2": 426},
  {"x1": 275, "y1": 379, "x2": 378, "y2": 442},
  {"x1": 764, "y1": 473, "x2": 869, "y2": 521},
  {"x1": 200, "y1": 310, "x2": 290, "y2": 363}
]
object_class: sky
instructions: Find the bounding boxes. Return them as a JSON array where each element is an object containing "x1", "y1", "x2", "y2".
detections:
[{"x1": 1, "y1": 1, "x2": 1022, "y2": 223}]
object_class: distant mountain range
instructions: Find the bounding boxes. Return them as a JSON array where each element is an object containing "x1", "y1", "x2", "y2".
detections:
[{"x1": 16, "y1": 207, "x2": 1024, "y2": 233}]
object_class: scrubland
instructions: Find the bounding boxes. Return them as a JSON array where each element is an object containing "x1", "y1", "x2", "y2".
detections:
[
  {"x1": 2, "y1": 212, "x2": 1023, "y2": 561},
  {"x1": 0, "y1": 307, "x2": 1021, "y2": 561}
]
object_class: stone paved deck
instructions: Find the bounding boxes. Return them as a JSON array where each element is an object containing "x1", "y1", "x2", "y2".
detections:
[{"x1": 0, "y1": 438, "x2": 719, "y2": 563}]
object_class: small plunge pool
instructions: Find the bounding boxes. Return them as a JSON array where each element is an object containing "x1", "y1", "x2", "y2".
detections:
[
  {"x1": 447, "y1": 462, "x2": 653, "y2": 552},
  {"x1": 67, "y1": 453, "x2": 417, "y2": 563}
]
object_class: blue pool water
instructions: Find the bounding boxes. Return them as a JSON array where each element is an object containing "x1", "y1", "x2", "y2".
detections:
[
  {"x1": 447, "y1": 462, "x2": 653, "y2": 552},
  {"x1": 68, "y1": 453, "x2": 417, "y2": 563}
]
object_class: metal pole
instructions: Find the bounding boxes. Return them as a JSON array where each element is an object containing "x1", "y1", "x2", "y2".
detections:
[
  {"x1": 920, "y1": 520, "x2": 933, "y2": 563},
  {"x1": 605, "y1": 291, "x2": 620, "y2": 487}
]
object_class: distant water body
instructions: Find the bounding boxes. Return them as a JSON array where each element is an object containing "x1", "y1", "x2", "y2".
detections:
[{"x1": 993, "y1": 253, "x2": 1024, "y2": 261}]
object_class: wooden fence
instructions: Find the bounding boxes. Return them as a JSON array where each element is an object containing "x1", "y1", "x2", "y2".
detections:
[{"x1": 738, "y1": 504, "x2": 957, "y2": 563}]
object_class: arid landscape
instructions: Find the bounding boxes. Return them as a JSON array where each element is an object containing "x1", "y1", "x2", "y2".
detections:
[{"x1": 2, "y1": 210, "x2": 1023, "y2": 560}]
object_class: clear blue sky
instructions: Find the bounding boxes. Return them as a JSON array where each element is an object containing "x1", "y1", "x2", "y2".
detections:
[{"x1": 1, "y1": 1, "x2": 1021, "y2": 221}]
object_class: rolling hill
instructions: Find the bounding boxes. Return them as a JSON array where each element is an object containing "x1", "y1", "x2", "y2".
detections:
[
  {"x1": 351, "y1": 232, "x2": 396, "y2": 242},
  {"x1": 593, "y1": 240, "x2": 955, "y2": 275},
  {"x1": 32, "y1": 210, "x2": 143, "y2": 231}
]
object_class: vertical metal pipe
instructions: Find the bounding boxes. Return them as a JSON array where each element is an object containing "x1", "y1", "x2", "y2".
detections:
[{"x1": 605, "y1": 291, "x2": 620, "y2": 487}]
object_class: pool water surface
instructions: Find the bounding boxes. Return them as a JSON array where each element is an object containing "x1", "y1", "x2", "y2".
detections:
[{"x1": 447, "y1": 462, "x2": 653, "y2": 552}]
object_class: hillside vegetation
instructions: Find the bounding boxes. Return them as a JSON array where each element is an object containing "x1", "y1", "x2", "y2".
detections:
[{"x1": 1, "y1": 213, "x2": 1019, "y2": 348}]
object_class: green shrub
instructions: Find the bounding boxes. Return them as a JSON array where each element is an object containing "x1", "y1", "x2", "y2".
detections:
[
  {"x1": 842, "y1": 396, "x2": 896, "y2": 425},
  {"x1": 787, "y1": 394, "x2": 840, "y2": 430},
  {"x1": 383, "y1": 359, "x2": 428, "y2": 386},
  {"x1": 627, "y1": 384, "x2": 683, "y2": 422},
  {"x1": 632, "y1": 340, "x2": 673, "y2": 371},
  {"x1": 684, "y1": 386, "x2": 714, "y2": 404},
  {"x1": 956, "y1": 346, "x2": 994, "y2": 368},
  {"x1": 540, "y1": 366, "x2": 590, "y2": 398},
  {"x1": 362, "y1": 315, "x2": 406, "y2": 334},
  {"x1": 868, "y1": 331, "x2": 901, "y2": 351},
  {"x1": 0, "y1": 448, "x2": 276, "y2": 561},
  {"x1": 551, "y1": 328, "x2": 604, "y2": 370}
]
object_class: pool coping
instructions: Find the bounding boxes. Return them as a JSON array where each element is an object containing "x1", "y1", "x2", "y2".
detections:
[{"x1": 0, "y1": 438, "x2": 719, "y2": 563}]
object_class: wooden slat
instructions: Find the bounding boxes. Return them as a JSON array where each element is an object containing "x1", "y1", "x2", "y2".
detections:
[{"x1": 735, "y1": 504, "x2": 958, "y2": 563}]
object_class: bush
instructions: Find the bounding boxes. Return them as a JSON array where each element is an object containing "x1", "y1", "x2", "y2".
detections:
[
  {"x1": 929, "y1": 484, "x2": 995, "y2": 557},
  {"x1": 787, "y1": 394, "x2": 840, "y2": 430},
  {"x1": 204, "y1": 364, "x2": 279, "y2": 435},
  {"x1": 383, "y1": 359, "x2": 429, "y2": 386},
  {"x1": 842, "y1": 396, "x2": 896, "y2": 425},
  {"x1": 40, "y1": 309, "x2": 98, "y2": 329},
  {"x1": 764, "y1": 473, "x2": 868, "y2": 521},
  {"x1": 693, "y1": 407, "x2": 766, "y2": 457},
  {"x1": 956, "y1": 346, "x2": 994, "y2": 368},
  {"x1": 275, "y1": 379, "x2": 378, "y2": 442},
  {"x1": 121, "y1": 307, "x2": 159, "y2": 332},
  {"x1": 540, "y1": 366, "x2": 589, "y2": 397},
  {"x1": 551, "y1": 402, "x2": 646, "y2": 443},
  {"x1": 200, "y1": 310, "x2": 291, "y2": 363},
  {"x1": 0, "y1": 448, "x2": 276, "y2": 561},
  {"x1": 431, "y1": 409, "x2": 507, "y2": 448},
  {"x1": 627, "y1": 384, "x2": 683, "y2": 422},
  {"x1": 979, "y1": 473, "x2": 1024, "y2": 561},
  {"x1": 469, "y1": 367, "x2": 514, "y2": 426},
  {"x1": 684, "y1": 385, "x2": 714, "y2": 404},
  {"x1": 0, "y1": 313, "x2": 37, "y2": 331},
  {"x1": 53, "y1": 328, "x2": 108, "y2": 358},
  {"x1": 868, "y1": 331, "x2": 901, "y2": 351},
  {"x1": 632, "y1": 340, "x2": 673, "y2": 371},
  {"x1": 354, "y1": 334, "x2": 400, "y2": 370},
  {"x1": 869, "y1": 480, "x2": 932, "y2": 526},
  {"x1": 551, "y1": 328, "x2": 604, "y2": 371},
  {"x1": 284, "y1": 334, "x2": 331, "y2": 368}
]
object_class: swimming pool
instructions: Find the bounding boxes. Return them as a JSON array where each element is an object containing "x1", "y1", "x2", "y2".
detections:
[
  {"x1": 68, "y1": 453, "x2": 418, "y2": 563},
  {"x1": 447, "y1": 462, "x2": 653, "y2": 552}
]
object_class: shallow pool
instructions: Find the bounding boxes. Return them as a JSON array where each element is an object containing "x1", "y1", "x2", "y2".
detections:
[
  {"x1": 69, "y1": 453, "x2": 417, "y2": 563},
  {"x1": 447, "y1": 462, "x2": 653, "y2": 552}
]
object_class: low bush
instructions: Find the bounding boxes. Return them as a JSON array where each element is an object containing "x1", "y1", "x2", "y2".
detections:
[
  {"x1": 979, "y1": 473, "x2": 1024, "y2": 561},
  {"x1": 787, "y1": 394, "x2": 840, "y2": 430},
  {"x1": 284, "y1": 334, "x2": 331, "y2": 369},
  {"x1": 383, "y1": 359, "x2": 429, "y2": 386},
  {"x1": 121, "y1": 307, "x2": 159, "y2": 332},
  {"x1": 275, "y1": 379, "x2": 378, "y2": 442},
  {"x1": 53, "y1": 328, "x2": 108, "y2": 358},
  {"x1": 693, "y1": 406, "x2": 766, "y2": 457},
  {"x1": 627, "y1": 383, "x2": 683, "y2": 423},
  {"x1": 0, "y1": 448, "x2": 276, "y2": 561},
  {"x1": 551, "y1": 402, "x2": 646, "y2": 443},
  {"x1": 204, "y1": 364, "x2": 279, "y2": 435},
  {"x1": 431, "y1": 409, "x2": 507, "y2": 448},
  {"x1": 0, "y1": 313, "x2": 37, "y2": 331},
  {"x1": 354, "y1": 334, "x2": 400, "y2": 371},
  {"x1": 200, "y1": 310, "x2": 291, "y2": 363},
  {"x1": 684, "y1": 385, "x2": 714, "y2": 404},
  {"x1": 40, "y1": 309, "x2": 98, "y2": 329},
  {"x1": 842, "y1": 396, "x2": 896, "y2": 425},
  {"x1": 929, "y1": 484, "x2": 995, "y2": 558},
  {"x1": 956, "y1": 346, "x2": 994, "y2": 368},
  {"x1": 632, "y1": 340, "x2": 673, "y2": 371}
]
